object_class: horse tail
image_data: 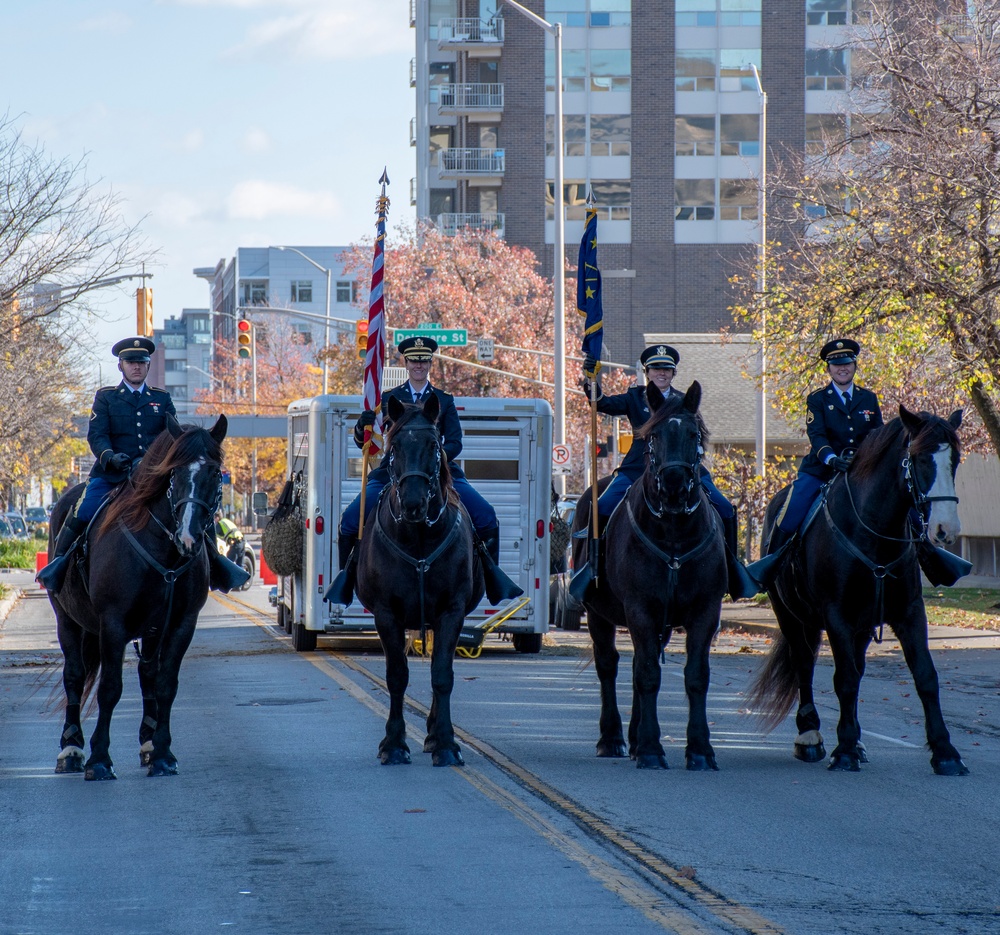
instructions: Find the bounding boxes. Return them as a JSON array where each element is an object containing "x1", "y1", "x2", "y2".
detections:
[
  {"x1": 80, "y1": 631, "x2": 101, "y2": 707},
  {"x1": 746, "y1": 628, "x2": 817, "y2": 732}
]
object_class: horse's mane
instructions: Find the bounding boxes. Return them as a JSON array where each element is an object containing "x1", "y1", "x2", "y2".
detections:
[
  {"x1": 384, "y1": 403, "x2": 458, "y2": 504},
  {"x1": 850, "y1": 412, "x2": 961, "y2": 484},
  {"x1": 98, "y1": 425, "x2": 224, "y2": 534},
  {"x1": 634, "y1": 391, "x2": 710, "y2": 445}
]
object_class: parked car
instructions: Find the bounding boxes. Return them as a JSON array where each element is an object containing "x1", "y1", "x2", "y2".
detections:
[
  {"x1": 0, "y1": 516, "x2": 13, "y2": 539},
  {"x1": 24, "y1": 507, "x2": 49, "y2": 538},
  {"x1": 3, "y1": 512, "x2": 29, "y2": 540},
  {"x1": 548, "y1": 494, "x2": 584, "y2": 630}
]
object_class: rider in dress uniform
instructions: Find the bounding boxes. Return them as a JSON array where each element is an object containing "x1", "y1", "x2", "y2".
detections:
[
  {"x1": 337, "y1": 335, "x2": 501, "y2": 575},
  {"x1": 747, "y1": 338, "x2": 884, "y2": 588},
  {"x1": 37, "y1": 336, "x2": 247, "y2": 594},
  {"x1": 581, "y1": 344, "x2": 756, "y2": 600}
]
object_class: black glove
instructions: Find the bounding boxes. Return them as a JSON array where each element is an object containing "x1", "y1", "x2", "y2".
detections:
[
  {"x1": 829, "y1": 455, "x2": 853, "y2": 473},
  {"x1": 109, "y1": 452, "x2": 131, "y2": 472},
  {"x1": 358, "y1": 410, "x2": 377, "y2": 428},
  {"x1": 583, "y1": 355, "x2": 598, "y2": 374}
]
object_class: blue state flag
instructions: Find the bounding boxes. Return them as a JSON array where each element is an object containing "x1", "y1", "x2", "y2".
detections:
[{"x1": 577, "y1": 205, "x2": 603, "y2": 379}]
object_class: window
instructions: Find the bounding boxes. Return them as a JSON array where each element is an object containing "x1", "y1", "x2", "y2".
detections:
[
  {"x1": 720, "y1": 50, "x2": 761, "y2": 92},
  {"x1": 545, "y1": 0, "x2": 631, "y2": 27},
  {"x1": 429, "y1": 126, "x2": 453, "y2": 167},
  {"x1": 675, "y1": 115, "x2": 716, "y2": 156},
  {"x1": 720, "y1": 178, "x2": 758, "y2": 220},
  {"x1": 806, "y1": 48, "x2": 847, "y2": 91},
  {"x1": 676, "y1": 50, "x2": 716, "y2": 92},
  {"x1": 546, "y1": 48, "x2": 630, "y2": 92},
  {"x1": 720, "y1": 114, "x2": 760, "y2": 156},
  {"x1": 191, "y1": 317, "x2": 209, "y2": 332},
  {"x1": 675, "y1": 179, "x2": 715, "y2": 221},
  {"x1": 806, "y1": 113, "x2": 846, "y2": 154},
  {"x1": 168, "y1": 384, "x2": 188, "y2": 400},
  {"x1": 290, "y1": 280, "x2": 313, "y2": 303},
  {"x1": 240, "y1": 280, "x2": 268, "y2": 306},
  {"x1": 336, "y1": 281, "x2": 358, "y2": 304},
  {"x1": 806, "y1": 0, "x2": 848, "y2": 26},
  {"x1": 677, "y1": 0, "x2": 761, "y2": 27},
  {"x1": 546, "y1": 179, "x2": 631, "y2": 221},
  {"x1": 428, "y1": 61, "x2": 454, "y2": 104},
  {"x1": 160, "y1": 334, "x2": 185, "y2": 349},
  {"x1": 165, "y1": 359, "x2": 187, "y2": 371},
  {"x1": 545, "y1": 114, "x2": 630, "y2": 157},
  {"x1": 292, "y1": 323, "x2": 313, "y2": 345},
  {"x1": 429, "y1": 188, "x2": 455, "y2": 215}
]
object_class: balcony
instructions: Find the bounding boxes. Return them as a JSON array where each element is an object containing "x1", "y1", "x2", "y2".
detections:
[
  {"x1": 437, "y1": 17, "x2": 504, "y2": 57},
  {"x1": 410, "y1": 117, "x2": 417, "y2": 146},
  {"x1": 410, "y1": 177, "x2": 417, "y2": 207},
  {"x1": 409, "y1": 57, "x2": 416, "y2": 88},
  {"x1": 409, "y1": 0, "x2": 416, "y2": 27},
  {"x1": 436, "y1": 213, "x2": 506, "y2": 240},
  {"x1": 439, "y1": 148, "x2": 506, "y2": 184},
  {"x1": 438, "y1": 83, "x2": 504, "y2": 121}
]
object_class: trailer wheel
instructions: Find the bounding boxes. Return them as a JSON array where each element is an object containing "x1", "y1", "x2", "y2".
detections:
[
  {"x1": 291, "y1": 621, "x2": 317, "y2": 652},
  {"x1": 276, "y1": 603, "x2": 286, "y2": 630},
  {"x1": 512, "y1": 632, "x2": 542, "y2": 654},
  {"x1": 283, "y1": 580, "x2": 295, "y2": 633}
]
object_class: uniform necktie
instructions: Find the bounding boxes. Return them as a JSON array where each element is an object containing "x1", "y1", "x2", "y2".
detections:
[
  {"x1": 134, "y1": 391, "x2": 141, "y2": 401},
  {"x1": 843, "y1": 391, "x2": 851, "y2": 405}
]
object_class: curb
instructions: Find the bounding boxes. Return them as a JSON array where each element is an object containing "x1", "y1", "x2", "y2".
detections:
[{"x1": 0, "y1": 586, "x2": 23, "y2": 624}]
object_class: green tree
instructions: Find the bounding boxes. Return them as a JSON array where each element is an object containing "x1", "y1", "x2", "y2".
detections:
[{"x1": 732, "y1": 1, "x2": 1000, "y2": 457}]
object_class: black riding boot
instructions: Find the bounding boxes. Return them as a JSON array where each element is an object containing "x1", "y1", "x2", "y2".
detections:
[
  {"x1": 36, "y1": 515, "x2": 87, "y2": 593},
  {"x1": 324, "y1": 535, "x2": 358, "y2": 605},
  {"x1": 915, "y1": 540, "x2": 973, "y2": 587},
  {"x1": 206, "y1": 532, "x2": 251, "y2": 593},
  {"x1": 745, "y1": 525, "x2": 795, "y2": 592},
  {"x1": 475, "y1": 525, "x2": 524, "y2": 603},
  {"x1": 721, "y1": 513, "x2": 761, "y2": 600}
]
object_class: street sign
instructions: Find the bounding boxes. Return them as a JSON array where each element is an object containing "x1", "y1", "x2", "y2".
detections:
[
  {"x1": 477, "y1": 336, "x2": 495, "y2": 362},
  {"x1": 393, "y1": 327, "x2": 468, "y2": 347},
  {"x1": 552, "y1": 443, "x2": 572, "y2": 474}
]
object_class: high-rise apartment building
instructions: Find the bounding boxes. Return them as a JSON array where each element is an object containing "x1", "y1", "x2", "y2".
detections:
[{"x1": 412, "y1": 0, "x2": 842, "y2": 365}]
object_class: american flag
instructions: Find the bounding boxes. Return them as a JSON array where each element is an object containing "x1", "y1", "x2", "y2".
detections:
[{"x1": 363, "y1": 173, "x2": 390, "y2": 454}]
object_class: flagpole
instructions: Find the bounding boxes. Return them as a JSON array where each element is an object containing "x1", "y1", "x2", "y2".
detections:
[
  {"x1": 589, "y1": 378, "x2": 599, "y2": 542},
  {"x1": 358, "y1": 169, "x2": 391, "y2": 544}
]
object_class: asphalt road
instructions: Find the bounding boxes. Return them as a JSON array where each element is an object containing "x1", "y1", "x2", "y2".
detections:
[{"x1": 2, "y1": 568, "x2": 999, "y2": 935}]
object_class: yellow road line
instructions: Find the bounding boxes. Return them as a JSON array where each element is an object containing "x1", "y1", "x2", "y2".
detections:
[{"x1": 212, "y1": 593, "x2": 785, "y2": 935}]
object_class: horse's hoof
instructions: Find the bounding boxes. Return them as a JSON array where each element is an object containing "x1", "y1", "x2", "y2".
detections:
[
  {"x1": 139, "y1": 741, "x2": 154, "y2": 767},
  {"x1": 827, "y1": 753, "x2": 861, "y2": 772},
  {"x1": 84, "y1": 763, "x2": 117, "y2": 781},
  {"x1": 635, "y1": 754, "x2": 669, "y2": 770},
  {"x1": 147, "y1": 758, "x2": 178, "y2": 777},
  {"x1": 686, "y1": 753, "x2": 719, "y2": 771},
  {"x1": 432, "y1": 748, "x2": 464, "y2": 767},
  {"x1": 55, "y1": 749, "x2": 86, "y2": 774},
  {"x1": 596, "y1": 740, "x2": 629, "y2": 758},
  {"x1": 932, "y1": 757, "x2": 970, "y2": 776},
  {"x1": 422, "y1": 738, "x2": 434, "y2": 753},
  {"x1": 380, "y1": 749, "x2": 412, "y2": 766},
  {"x1": 856, "y1": 741, "x2": 869, "y2": 764},
  {"x1": 794, "y1": 742, "x2": 827, "y2": 763}
]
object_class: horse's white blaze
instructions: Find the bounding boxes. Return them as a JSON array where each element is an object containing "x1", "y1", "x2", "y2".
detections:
[
  {"x1": 926, "y1": 444, "x2": 961, "y2": 544},
  {"x1": 176, "y1": 459, "x2": 205, "y2": 553}
]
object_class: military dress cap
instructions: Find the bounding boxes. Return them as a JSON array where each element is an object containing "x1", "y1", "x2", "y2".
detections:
[
  {"x1": 398, "y1": 335, "x2": 438, "y2": 360},
  {"x1": 112, "y1": 336, "x2": 156, "y2": 362},
  {"x1": 640, "y1": 344, "x2": 680, "y2": 370},
  {"x1": 820, "y1": 338, "x2": 860, "y2": 365}
]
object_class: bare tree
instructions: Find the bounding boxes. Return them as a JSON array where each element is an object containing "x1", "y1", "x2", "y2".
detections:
[{"x1": 732, "y1": 0, "x2": 1000, "y2": 457}]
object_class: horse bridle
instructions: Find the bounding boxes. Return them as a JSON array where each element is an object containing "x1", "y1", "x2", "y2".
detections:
[
  {"x1": 902, "y1": 439, "x2": 959, "y2": 537},
  {"x1": 163, "y1": 463, "x2": 224, "y2": 549},
  {"x1": 386, "y1": 430, "x2": 448, "y2": 526},
  {"x1": 645, "y1": 423, "x2": 703, "y2": 517}
]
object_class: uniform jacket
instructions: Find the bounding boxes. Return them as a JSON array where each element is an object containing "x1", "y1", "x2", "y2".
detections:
[
  {"x1": 800, "y1": 382, "x2": 883, "y2": 479},
  {"x1": 587, "y1": 383, "x2": 683, "y2": 477},
  {"x1": 354, "y1": 382, "x2": 464, "y2": 473},
  {"x1": 88, "y1": 382, "x2": 177, "y2": 482}
]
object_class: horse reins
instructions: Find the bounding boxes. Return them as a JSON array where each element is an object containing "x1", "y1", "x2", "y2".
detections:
[
  {"x1": 386, "y1": 432, "x2": 448, "y2": 527},
  {"x1": 645, "y1": 424, "x2": 703, "y2": 518}
]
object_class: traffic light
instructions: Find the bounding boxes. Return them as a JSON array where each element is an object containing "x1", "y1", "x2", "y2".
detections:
[
  {"x1": 237, "y1": 318, "x2": 253, "y2": 359},
  {"x1": 595, "y1": 435, "x2": 612, "y2": 459},
  {"x1": 136, "y1": 287, "x2": 154, "y2": 336},
  {"x1": 355, "y1": 319, "x2": 369, "y2": 359}
]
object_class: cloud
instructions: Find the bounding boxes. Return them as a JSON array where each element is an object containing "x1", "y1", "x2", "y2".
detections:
[
  {"x1": 180, "y1": 129, "x2": 205, "y2": 152},
  {"x1": 153, "y1": 192, "x2": 205, "y2": 227},
  {"x1": 242, "y1": 127, "x2": 271, "y2": 152},
  {"x1": 226, "y1": 179, "x2": 341, "y2": 221},
  {"x1": 78, "y1": 12, "x2": 133, "y2": 34}
]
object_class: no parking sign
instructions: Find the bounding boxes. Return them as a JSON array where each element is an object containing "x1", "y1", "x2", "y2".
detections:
[{"x1": 552, "y1": 444, "x2": 572, "y2": 475}]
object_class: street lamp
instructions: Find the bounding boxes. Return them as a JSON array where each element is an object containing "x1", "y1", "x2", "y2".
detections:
[
  {"x1": 750, "y1": 63, "x2": 768, "y2": 478},
  {"x1": 499, "y1": 0, "x2": 566, "y2": 486},
  {"x1": 274, "y1": 246, "x2": 333, "y2": 395}
]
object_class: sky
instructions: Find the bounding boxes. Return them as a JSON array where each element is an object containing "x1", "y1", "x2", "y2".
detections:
[{"x1": 2, "y1": 0, "x2": 415, "y2": 380}]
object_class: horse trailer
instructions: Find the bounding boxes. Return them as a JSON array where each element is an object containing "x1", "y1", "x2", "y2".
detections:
[{"x1": 274, "y1": 395, "x2": 553, "y2": 653}]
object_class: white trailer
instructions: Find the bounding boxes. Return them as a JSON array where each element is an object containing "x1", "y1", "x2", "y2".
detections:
[{"x1": 274, "y1": 394, "x2": 553, "y2": 653}]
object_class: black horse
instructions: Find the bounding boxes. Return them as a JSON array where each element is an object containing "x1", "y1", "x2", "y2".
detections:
[
  {"x1": 572, "y1": 381, "x2": 727, "y2": 769},
  {"x1": 356, "y1": 395, "x2": 485, "y2": 767},
  {"x1": 48, "y1": 415, "x2": 226, "y2": 780},
  {"x1": 748, "y1": 406, "x2": 969, "y2": 775}
]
